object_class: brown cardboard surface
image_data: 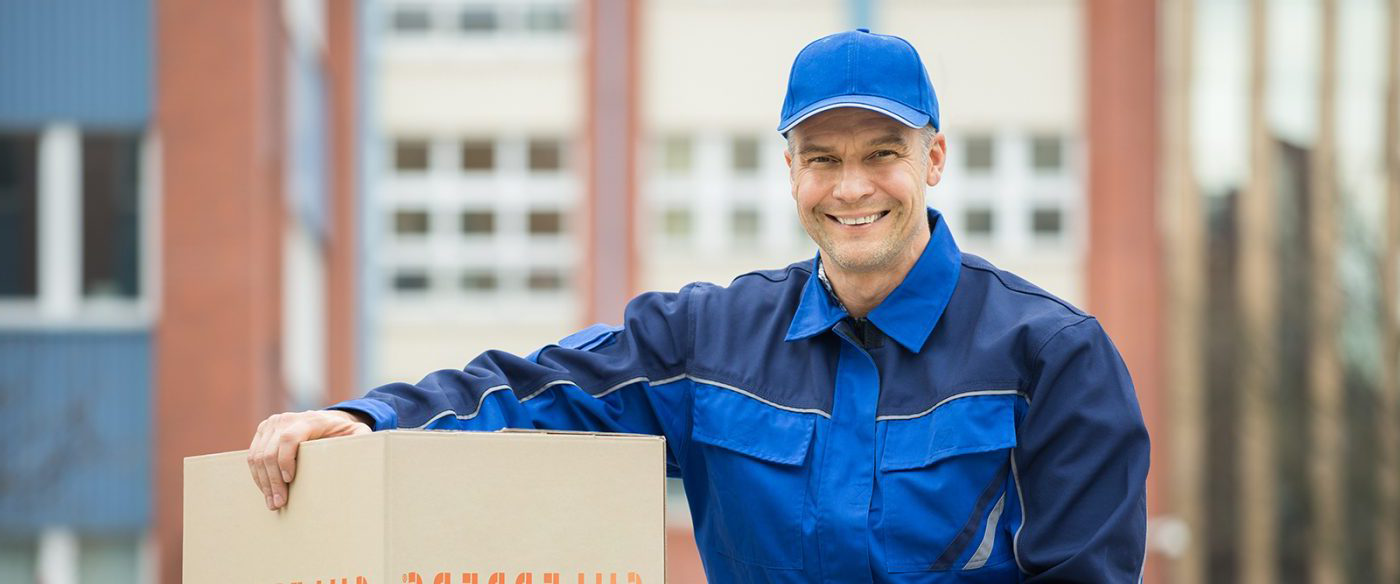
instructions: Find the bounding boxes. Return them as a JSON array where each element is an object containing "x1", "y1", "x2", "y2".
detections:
[{"x1": 184, "y1": 430, "x2": 666, "y2": 584}]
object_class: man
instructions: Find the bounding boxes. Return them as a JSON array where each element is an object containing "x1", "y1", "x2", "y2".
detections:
[{"x1": 249, "y1": 29, "x2": 1149, "y2": 582}]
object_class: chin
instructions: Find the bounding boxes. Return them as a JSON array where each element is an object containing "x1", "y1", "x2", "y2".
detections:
[{"x1": 825, "y1": 246, "x2": 900, "y2": 273}]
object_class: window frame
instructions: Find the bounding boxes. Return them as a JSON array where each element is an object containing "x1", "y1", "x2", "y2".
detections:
[{"x1": 0, "y1": 124, "x2": 157, "y2": 328}]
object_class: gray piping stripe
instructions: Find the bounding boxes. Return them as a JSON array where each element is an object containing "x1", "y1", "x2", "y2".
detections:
[
  {"x1": 517, "y1": 379, "x2": 579, "y2": 402},
  {"x1": 1136, "y1": 500, "x2": 1149, "y2": 583},
  {"x1": 528, "y1": 372, "x2": 691, "y2": 401},
  {"x1": 412, "y1": 384, "x2": 512, "y2": 429},
  {"x1": 651, "y1": 372, "x2": 688, "y2": 386},
  {"x1": 594, "y1": 376, "x2": 653, "y2": 399},
  {"x1": 688, "y1": 375, "x2": 832, "y2": 418},
  {"x1": 1010, "y1": 451, "x2": 1028, "y2": 574},
  {"x1": 415, "y1": 372, "x2": 828, "y2": 428},
  {"x1": 416, "y1": 372, "x2": 696, "y2": 428},
  {"x1": 963, "y1": 491, "x2": 1007, "y2": 570},
  {"x1": 875, "y1": 389, "x2": 1028, "y2": 421}
]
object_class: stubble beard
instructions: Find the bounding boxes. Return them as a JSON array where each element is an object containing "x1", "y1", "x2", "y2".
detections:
[{"x1": 806, "y1": 209, "x2": 915, "y2": 274}]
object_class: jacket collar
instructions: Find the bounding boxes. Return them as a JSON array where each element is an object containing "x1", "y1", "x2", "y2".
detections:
[{"x1": 784, "y1": 207, "x2": 962, "y2": 353}]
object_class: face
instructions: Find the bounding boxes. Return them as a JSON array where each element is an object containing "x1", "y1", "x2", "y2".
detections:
[{"x1": 785, "y1": 108, "x2": 946, "y2": 274}]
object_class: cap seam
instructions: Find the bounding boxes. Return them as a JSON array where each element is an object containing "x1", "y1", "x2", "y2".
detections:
[{"x1": 848, "y1": 34, "x2": 857, "y2": 94}]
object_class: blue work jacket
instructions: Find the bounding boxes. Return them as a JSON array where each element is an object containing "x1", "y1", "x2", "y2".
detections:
[{"x1": 333, "y1": 208, "x2": 1150, "y2": 583}]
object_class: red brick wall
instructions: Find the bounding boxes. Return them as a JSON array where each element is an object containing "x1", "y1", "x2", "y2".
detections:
[
  {"x1": 153, "y1": 1, "x2": 286, "y2": 581},
  {"x1": 325, "y1": 0, "x2": 359, "y2": 405}
]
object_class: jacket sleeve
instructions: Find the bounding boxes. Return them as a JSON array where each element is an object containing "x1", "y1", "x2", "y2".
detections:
[
  {"x1": 326, "y1": 286, "x2": 699, "y2": 472},
  {"x1": 1014, "y1": 317, "x2": 1150, "y2": 582}
]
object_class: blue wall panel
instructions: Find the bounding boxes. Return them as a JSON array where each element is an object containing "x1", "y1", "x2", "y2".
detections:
[
  {"x1": 0, "y1": 0, "x2": 152, "y2": 127},
  {"x1": 0, "y1": 330, "x2": 151, "y2": 534}
]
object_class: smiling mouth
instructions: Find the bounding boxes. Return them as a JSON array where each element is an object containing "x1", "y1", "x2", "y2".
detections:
[{"x1": 828, "y1": 211, "x2": 890, "y2": 226}]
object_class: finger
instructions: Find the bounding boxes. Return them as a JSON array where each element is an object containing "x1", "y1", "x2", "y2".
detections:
[
  {"x1": 248, "y1": 420, "x2": 274, "y2": 508},
  {"x1": 261, "y1": 436, "x2": 288, "y2": 509},
  {"x1": 276, "y1": 421, "x2": 310, "y2": 486}
]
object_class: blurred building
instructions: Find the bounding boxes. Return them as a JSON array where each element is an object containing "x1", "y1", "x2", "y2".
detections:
[
  {"x1": 0, "y1": 0, "x2": 364, "y2": 582},
  {"x1": 1148, "y1": 0, "x2": 1400, "y2": 583}
]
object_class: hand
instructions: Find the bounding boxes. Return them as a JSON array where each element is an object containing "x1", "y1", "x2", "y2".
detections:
[{"x1": 247, "y1": 409, "x2": 372, "y2": 510}]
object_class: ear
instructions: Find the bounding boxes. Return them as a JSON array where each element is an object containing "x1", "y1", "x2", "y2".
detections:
[
  {"x1": 925, "y1": 132, "x2": 947, "y2": 187},
  {"x1": 785, "y1": 147, "x2": 798, "y2": 201}
]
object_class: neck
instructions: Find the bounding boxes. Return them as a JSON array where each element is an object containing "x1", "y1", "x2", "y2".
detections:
[{"x1": 823, "y1": 228, "x2": 931, "y2": 319}]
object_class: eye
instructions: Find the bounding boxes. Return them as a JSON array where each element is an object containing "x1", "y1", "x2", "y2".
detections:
[
  {"x1": 807, "y1": 155, "x2": 837, "y2": 165},
  {"x1": 870, "y1": 150, "x2": 898, "y2": 159}
]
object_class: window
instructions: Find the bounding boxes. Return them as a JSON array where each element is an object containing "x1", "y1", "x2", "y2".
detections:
[
  {"x1": 460, "y1": 270, "x2": 497, "y2": 292},
  {"x1": 661, "y1": 207, "x2": 692, "y2": 239},
  {"x1": 394, "y1": 210, "x2": 430, "y2": 235},
  {"x1": 528, "y1": 210, "x2": 563, "y2": 235},
  {"x1": 525, "y1": 5, "x2": 572, "y2": 32},
  {"x1": 732, "y1": 207, "x2": 760, "y2": 241},
  {"x1": 964, "y1": 207, "x2": 994, "y2": 237},
  {"x1": 732, "y1": 135, "x2": 760, "y2": 174},
  {"x1": 393, "y1": 270, "x2": 430, "y2": 291},
  {"x1": 0, "y1": 133, "x2": 39, "y2": 298},
  {"x1": 1031, "y1": 135, "x2": 1063, "y2": 172},
  {"x1": 458, "y1": 6, "x2": 497, "y2": 33},
  {"x1": 82, "y1": 133, "x2": 142, "y2": 299},
  {"x1": 394, "y1": 139, "x2": 430, "y2": 172},
  {"x1": 660, "y1": 135, "x2": 692, "y2": 174},
  {"x1": 964, "y1": 134, "x2": 994, "y2": 173},
  {"x1": 460, "y1": 211, "x2": 494, "y2": 235},
  {"x1": 527, "y1": 269, "x2": 564, "y2": 292},
  {"x1": 460, "y1": 139, "x2": 494, "y2": 171},
  {"x1": 390, "y1": 6, "x2": 432, "y2": 33},
  {"x1": 528, "y1": 138, "x2": 563, "y2": 172},
  {"x1": 1031, "y1": 207, "x2": 1063, "y2": 236}
]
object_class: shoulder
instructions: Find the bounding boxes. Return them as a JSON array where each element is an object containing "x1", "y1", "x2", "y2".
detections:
[
  {"x1": 681, "y1": 259, "x2": 813, "y2": 306},
  {"x1": 948, "y1": 253, "x2": 1095, "y2": 358}
]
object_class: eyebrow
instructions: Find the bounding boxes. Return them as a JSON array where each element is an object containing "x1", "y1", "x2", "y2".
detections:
[
  {"x1": 867, "y1": 133, "x2": 908, "y2": 148},
  {"x1": 797, "y1": 133, "x2": 909, "y2": 156}
]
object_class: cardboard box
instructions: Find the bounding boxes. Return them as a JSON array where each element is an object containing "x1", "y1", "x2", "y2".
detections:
[{"x1": 184, "y1": 430, "x2": 666, "y2": 584}]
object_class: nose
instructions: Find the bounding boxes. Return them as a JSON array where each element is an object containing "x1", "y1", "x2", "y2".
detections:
[{"x1": 832, "y1": 164, "x2": 875, "y2": 203}]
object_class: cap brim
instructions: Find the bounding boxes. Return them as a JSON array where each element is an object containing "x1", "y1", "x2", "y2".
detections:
[{"x1": 778, "y1": 95, "x2": 930, "y2": 134}]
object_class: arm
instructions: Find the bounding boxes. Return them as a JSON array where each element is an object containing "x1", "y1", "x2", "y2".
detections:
[
  {"x1": 1014, "y1": 317, "x2": 1150, "y2": 582},
  {"x1": 249, "y1": 286, "x2": 699, "y2": 510},
  {"x1": 331, "y1": 287, "x2": 694, "y2": 436}
]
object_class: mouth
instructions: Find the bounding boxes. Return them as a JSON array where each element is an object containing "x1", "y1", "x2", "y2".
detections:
[{"x1": 827, "y1": 210, "x2": 890, "y2": 227}]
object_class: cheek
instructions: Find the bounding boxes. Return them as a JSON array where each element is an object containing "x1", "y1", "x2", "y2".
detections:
[
  {"x1": 792, "y1": 174, "x2": 831, "y2": 208},
  {"x1": 872, "y1": 170, "x2": 918, "y2": 200}
]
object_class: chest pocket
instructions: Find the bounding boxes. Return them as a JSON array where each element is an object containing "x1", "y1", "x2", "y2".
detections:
[
  {"x1": 690, "y1": 382, "x2": 815, "y2": 570},
  {"x1": 878, "y1": 392, "x2": 1022, "y2": 573}
]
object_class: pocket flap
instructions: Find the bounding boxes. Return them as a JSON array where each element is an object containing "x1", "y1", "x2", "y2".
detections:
[
  {"x1": 692, "y1": 382, "x2": 815, "y2": 465},
  {"x1": 880, "y1": 392, "x2": 1020, "y2": 471}
]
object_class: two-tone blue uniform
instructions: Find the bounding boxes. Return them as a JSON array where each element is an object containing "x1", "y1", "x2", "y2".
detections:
[{"x1": 332, "y1": 208, "x2": 1150, "y2": 583}]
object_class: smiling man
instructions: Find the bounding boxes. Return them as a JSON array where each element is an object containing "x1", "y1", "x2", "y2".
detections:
[{"x1": 249, "y1": 29, "x2": 1149, "y2": 583}]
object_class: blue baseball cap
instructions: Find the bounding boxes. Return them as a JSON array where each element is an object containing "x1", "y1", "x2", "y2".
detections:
[{"x1": 778, "y1": 29, "x2": 940, "y2": 135}]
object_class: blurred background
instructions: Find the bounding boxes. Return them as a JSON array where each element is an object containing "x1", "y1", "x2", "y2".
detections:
[{"x1": 0, "y1": 0, "x2": 1396, "y2": 582}]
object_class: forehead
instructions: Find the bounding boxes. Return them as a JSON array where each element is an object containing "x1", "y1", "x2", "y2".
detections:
[{"x1": 789, "y1": 107, "x2": 912, "y2": 145}]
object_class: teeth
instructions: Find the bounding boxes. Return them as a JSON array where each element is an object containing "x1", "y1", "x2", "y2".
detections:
[{"x1": 837, "y1": 213, "x2": 882, "y2": 225}]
